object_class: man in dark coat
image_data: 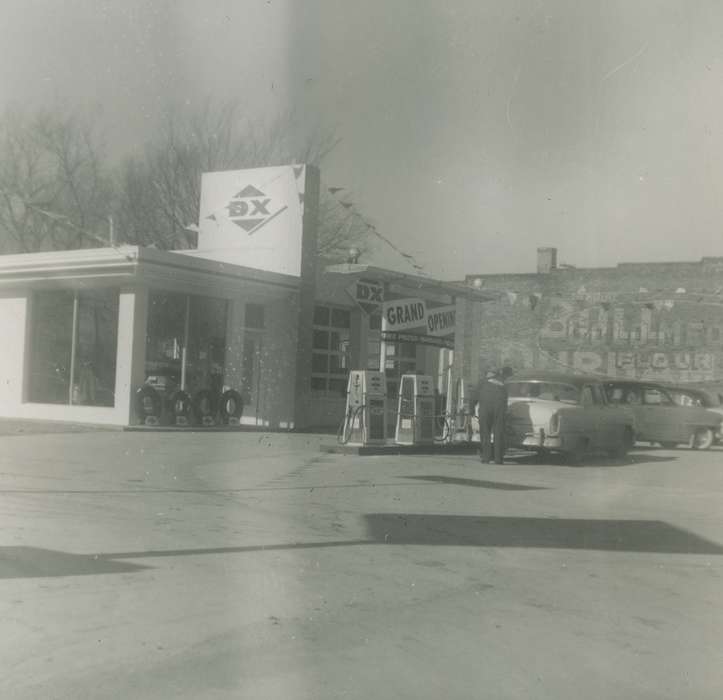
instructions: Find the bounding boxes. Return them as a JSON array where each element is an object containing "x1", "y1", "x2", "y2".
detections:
[{"x1": 477, "y1": 369, "x2": 508, "y2": 464}]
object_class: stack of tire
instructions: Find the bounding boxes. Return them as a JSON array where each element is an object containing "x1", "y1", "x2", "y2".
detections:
[{"x1": 135, "y1": 386, "x2": 243, "y2": 427}]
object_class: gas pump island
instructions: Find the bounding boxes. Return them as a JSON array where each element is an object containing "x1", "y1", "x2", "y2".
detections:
[{"x1": 338, "y1": 294, "x2": 481, "y2": 450}]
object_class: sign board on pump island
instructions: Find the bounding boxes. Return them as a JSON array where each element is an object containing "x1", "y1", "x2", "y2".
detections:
[
  {"x1": 380, "y1": 298, "x2": 456, "y2": 350},
  {"x1": 384, "y1": 298, "x2": 427, "y2": 331}
]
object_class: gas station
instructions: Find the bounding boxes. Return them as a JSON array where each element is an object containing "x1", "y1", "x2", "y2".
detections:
[
  {"x1": 0, "y1": 163, "x2": 494, "y2": 444},
  {"x1": 319, "y1": 262, "x2": 490, "y2": 451}
]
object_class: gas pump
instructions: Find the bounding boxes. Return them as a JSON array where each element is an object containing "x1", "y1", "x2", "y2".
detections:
[
  {"x1": 395, "y1": 374, "x2": 436, "y2": 445},
  {"x1": 448, "y1": 378, "x2": 479, "y2": 442},
  {"x1": 340, "y1": 370, "x2": 387, "y2": 446}
]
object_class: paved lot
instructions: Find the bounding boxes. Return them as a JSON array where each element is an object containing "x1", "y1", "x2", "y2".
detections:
[{"x1": 1, "y1": 430, "x2": 723, "y2": 699}]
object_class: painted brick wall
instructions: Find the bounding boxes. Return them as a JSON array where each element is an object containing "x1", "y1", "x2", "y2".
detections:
[{"x1": 461, "y1": 257, "x2": 723, "y2": 385}]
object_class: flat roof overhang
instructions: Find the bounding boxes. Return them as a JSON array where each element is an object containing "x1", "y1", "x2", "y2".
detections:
[
  {"x1": 324, "y1": 262, "x2": 499, "y2": 302},
  {"x1": 0, "y1": 246, "x2": 300, "y2": 299}
]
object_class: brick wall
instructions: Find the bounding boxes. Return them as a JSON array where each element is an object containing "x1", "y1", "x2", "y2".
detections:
[{"x1": 461, "y1": 256, "x2": 723, "y2": 385}]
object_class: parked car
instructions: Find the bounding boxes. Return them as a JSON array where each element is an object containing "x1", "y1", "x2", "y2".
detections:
[
  {"x1": 505, "y1": 371, "x2": 635, "y2": 464},
  {"x1": 663, "y1": 384, "x2": 723, "y2": 443},
  {"x1": 603, "y1": 380, "x2": 723, "y2": 450}
]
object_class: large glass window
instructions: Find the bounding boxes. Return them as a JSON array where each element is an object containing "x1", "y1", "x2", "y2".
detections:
[
  {"x1": 186, "y1": 296, "x2": 228, "y2": 395},
  {"x1": 144, "y1": 291, "x2": 228, "y2": 397},
  {"x1": 311, "y1": 304, "x2": 351, "y2": 396},
  {"x1": 28, "y1": 289, "x2": 119, "y2": 406},
  {"x1": 145, "y1": 292, "x2": 186, "y2": 396}
]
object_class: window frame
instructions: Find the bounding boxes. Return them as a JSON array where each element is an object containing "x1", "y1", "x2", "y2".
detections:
[
  {"x1": 27, "y1": 288, "x2": 120, "y2": 407},
  {"x1": 311, "y1": 303, "x2": 352, "y2": 396}
]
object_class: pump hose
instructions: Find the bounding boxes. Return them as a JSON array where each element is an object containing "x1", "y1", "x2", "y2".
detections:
[
  {"x1": 337, "y1": 405, "x2": 364, "y2": 444},
  {"x1": 434, "y1": 413, "x2": 454, "y2": 443},
  {"x1": 337, "y1": 407, "x2": 455, "y2": 445}
]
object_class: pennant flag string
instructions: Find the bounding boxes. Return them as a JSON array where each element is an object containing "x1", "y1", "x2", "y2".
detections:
[{"x1": 325, "y1": 184, "x2": 425, "y2": 271}]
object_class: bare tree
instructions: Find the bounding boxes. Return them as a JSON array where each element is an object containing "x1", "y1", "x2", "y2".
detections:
[
  {"x1": 0, "y1": 102, "x2": 369, "y2": 258},
  {"x1": 0, "y1": 107, "x2": 111, "y2": 253},
  {"x1": 114, "y1": 101, "x2": 369, "y2": 256}
]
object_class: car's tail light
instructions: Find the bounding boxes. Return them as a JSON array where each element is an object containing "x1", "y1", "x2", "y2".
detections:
[{"x1": 548, "y1": 412, "x2": 561, "y2": 436}]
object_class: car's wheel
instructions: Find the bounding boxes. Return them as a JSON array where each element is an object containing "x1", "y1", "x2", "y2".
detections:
[
  {"x1": 608, "y1": 428, "x2": 632, "y2": 459},
  {"x1": 690, "y1": 428, "x2": 714, "y2": 451},
  {"x1": 533, "y1": 449, "x2": 549, "y2": 464},
  {"x1": 566, "y1": 438, "x2": 588, "y2": 466},
  {"x1": 659, "y1": 441, "x2": 678, "y2": 449}
]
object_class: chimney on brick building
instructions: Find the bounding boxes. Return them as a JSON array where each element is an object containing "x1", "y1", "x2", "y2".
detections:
[{"x1": 537, "y1": 247, "x2": 557, "y2": 274}]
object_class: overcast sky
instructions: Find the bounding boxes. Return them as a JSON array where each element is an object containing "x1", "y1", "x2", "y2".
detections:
[{"x1": 1, "y1": 0, "x2": 722, "y2": 277}]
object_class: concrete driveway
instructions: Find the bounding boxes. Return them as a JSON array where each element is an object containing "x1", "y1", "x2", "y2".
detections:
[{"x1": 1, "y1": 430, "x2": 722, "y2": 699}]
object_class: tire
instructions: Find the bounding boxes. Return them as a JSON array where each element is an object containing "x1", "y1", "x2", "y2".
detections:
[
  {"x1": 192, "y1": 389, "x2": 218, "y2": 425},
  {"x1": 168, "y1": 390, "x2": 192, "y2": 424},
  {"x1": 219, "y1": 389, "x2": 244, "y2": 423},
  {"x1": 135, "y1": 385, "x2": 161, "y2": 424},
  {"x1": 533, "y1": 449, "x2": 549, "y2": 464},
  {"x1": 566, "y1": 438, "x2": 588, "y2": 466},
  {"x1": 691, "y1": 428, "x2": 714, "y2": 451},
  {"x1": 608, "y1": 428, "x2": 632, "y2": 459}
]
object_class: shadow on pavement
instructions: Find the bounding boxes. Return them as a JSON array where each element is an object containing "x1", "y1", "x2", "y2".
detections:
[
  {"x1": 364, "y1": 514, "x2": 723, "y2": 554},
  {"x1": 7, "y1": 514, "x2": 721, "y2": 580},
  {"x1": 400, "y1": 475, "x2": 547, "y2": 491},
  {"x1": 0, "y1": 547, "x2": 148, "y2": 579},
  {"x1": 0, "y1": 541, "x2": 370, "y2": 579},
  {"x1": 509, "y1": 451, "x2": 678, "y2": 468}
]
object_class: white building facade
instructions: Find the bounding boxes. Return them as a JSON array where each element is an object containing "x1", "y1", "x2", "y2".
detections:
[{"x1": 0, "y1": 165, "x2": 490, "y2": 430}]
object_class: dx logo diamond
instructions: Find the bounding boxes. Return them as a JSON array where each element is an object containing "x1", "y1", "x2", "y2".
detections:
[{"x1": 218, "y1": 184, "x2": 288, "y2": 235}]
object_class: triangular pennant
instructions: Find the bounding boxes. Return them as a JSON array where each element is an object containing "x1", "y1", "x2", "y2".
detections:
[
  {"x1": 234, "y1": 185, "x2": 265, "y2": 199},
  {"x1": 328, "y1": 186, "x2": 344, "y2": 194},
  {"x1": 206, "y1": 214, "x2": 217, "y2": 221},
  {"x1": 293, "y1": 165, "x2": 304, "y2": 178},
  {"x1": 340, "y1": 201, "x2": 353, "y2": 209}
]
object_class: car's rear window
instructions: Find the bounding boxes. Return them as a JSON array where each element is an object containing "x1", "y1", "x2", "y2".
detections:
[
  {"x1": 507, "y1": 381, "x2": 579, "y2": 404},
  {"x1": 669, "y1": 390, "x2": 707, "y2": 407}
]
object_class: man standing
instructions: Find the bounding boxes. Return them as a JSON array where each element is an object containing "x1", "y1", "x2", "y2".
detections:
[{"x1": 477, "y1": 369, "x2": 508, "y2": 464}]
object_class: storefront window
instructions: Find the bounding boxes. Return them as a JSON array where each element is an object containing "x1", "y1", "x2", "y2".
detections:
[
  {"x1": 311, "y1": 304, "x2": 351, "y2": 396},
  {"x1": 145, "y1": 292, "x2": 186, "y2": 396},
  {"x1": 186, "y1": 296, "x2": 228, "y2": 395},
  {"x1": 144, "y1": 291, "x2": 228, "y2": 397},
  {"x1": 28, "y1": 289, "x2": 119, "y2": 406},
  {"x1": 240, "y1": 304, "x2": 264, "y2": 413}
]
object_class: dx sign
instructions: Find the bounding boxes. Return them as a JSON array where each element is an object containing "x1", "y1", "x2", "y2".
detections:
[
  {"x1": 354, "y1": 281, "x2": 383, "y2": 303},
  {"x1": 346, "y1": 280, "x2": 384, "y2": 315}
]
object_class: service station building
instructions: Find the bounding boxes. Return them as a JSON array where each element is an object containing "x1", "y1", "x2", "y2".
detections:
[{"x1": 0, "y1": 164, "x2": 491, "y2": 430}]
